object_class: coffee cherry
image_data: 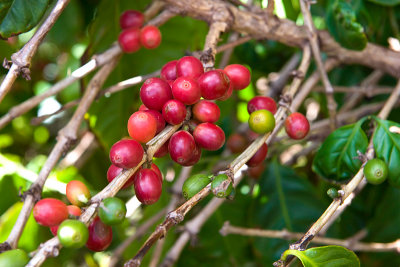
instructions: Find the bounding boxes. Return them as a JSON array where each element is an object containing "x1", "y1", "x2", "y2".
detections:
[
  {"x1": 33, "y1": 198, "x2": 68, "y2": 227},
  {"x1": 128, "y1": 111, "x2": 158, "y2": 143},
  {"x1": 140, "y1": 25, "x2": 161, "y2": 49},
  {"x1": 248, "y1": 164, "x2": 265, "y2": 179},
  {"x1": 182, "y1": 173, "x2": 211, "y2": 200},
  {"x1": 139, "y1": 104, "x2": 149, "y2": 111},
  {"x1": 181, "y1": 144, "x2": 202, "y2": 166},
  {"x1": 247, "y1": 96, "x2": 277, "y2": 115},
  {"x1": 50, "y1": 205, "x2": 82, "y2": 236},
  {"x1": 118, "y1": 28, "x2": 141, "y2": 53},
  {"x1": 145, "y1": 110, "x2": 165, "y2": 134},
  {"x1": 66, "y1": 180, "x2": 90, "y2": 207},
  {"x1": 227, "y1": 133, "x2": 248, "y2": 154},
  {"x1": 140, "y1": 78, "x2": 173, "y2": 111},
  {"x1": 154, "y1": 141, "x2": 169, "y2": 158},
  {"x1": 134, "y1": 169, "x2": 162, "y2": 205},
  {"x1": 246, "y1": 143, "x2": 268, "y2": 167},
  {"x1": 169, "y1": 130, "x2": 196, "y2": 165},
  {"x1": 99, "y1": 197, "x2": 127, "y2": 225},
  {"x1": 0, "y1": 249, "x2": 29, "y2": 267},
  {"x1": 218, "y1": 82, "x2": 233, "y2": 101},
  {"x1": 172, "y1": 77, "x2": 201, "y2": 105},
  {"x1": 120, "y1": 10, "x2": 144, "y2": 29},
  {"x1": 327, "y1": 188, "x2": 340, "y2": 199},
  {"x1": 176, "y1": 56, "x2": 204, "y2": 79},
  {"x1": 162, "y1": 99, "x2": 187, "y2": 125},
  {"x1": 224, "y1": 64, "x2": 251, "y2": 90},
  {"x1": 107, "y1": 164, "x2": 136, "y2": 189},
  {"x1": 285, "y1": 112, "x2": 310, "y2": 140},
  {"x1": 109, "y1": 139, "x2": 144, "y2": 168},
  {"x1": 249, "y1": 109, "x2": 275, "y2": 134},
  {"x1": 193, "y1": 123, "x2": 225, "y2": 151},
  {"x1": 58, "y1": 220, "x2": 89, "y2": 248},
  {"x1": 86, "y1": 217, "x2": 113, "y2": 252},
  {"x1": 364, "y1": 159, "x2": 388, "y2": 185},
  {"x1": 192, "y1": 100, "x2": 220, "y2": 123},
  {"x1": 198, "y1": 70, "x2": 230, "y2": 100},
  {"x1": 149, "y1": 163, "x2": 163, "y2": 183},
  {"x1": 161, "y1": 60, "x2": 178, "y2": 81},
  {"x1": 211, "y1": 174, "x2": 233, "y2": 198}
]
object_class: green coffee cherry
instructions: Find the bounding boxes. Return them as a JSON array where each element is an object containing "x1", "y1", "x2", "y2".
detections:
[
  {"x1": 0, "y1": 249, "x2": 29, "y2": 267},
  {"x1": 211, "y1": 174, "x2": 233, "y2": 198},
  {"x1": 99, "y1": 197, "x2": 127, "y2": 225},
  {"x1": 248, "y1": 109, "x2": 275, "y2": 134},
  {"x1": 182, "y1": 174, "x2": 211, "y2": 200},
  {"x1": 364, "y1": 158, "x2": 388, "y2": 185},
  {"x1": 327, "y1": 188, "x2": 339, "y2": 199},
  {"x1": 57, "y1": 219, "x2": 89, "y2": 248}
]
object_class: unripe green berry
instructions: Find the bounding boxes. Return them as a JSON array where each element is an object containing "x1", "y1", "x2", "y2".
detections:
[
  {"x1": 99, "y1": 197, "x2": 127, "y2": 225},
  {"x1": 364, "y1": 158, "x2": 388, "y2": 185},
  {"x1": 327, "y1": 188, "x2": 339, "y2": 199},
  {"x1": 211, "y1": 174, "x2": 233, "y2": 198},
  {"x1": 0, "y1": 249, "x2": 29, "y2": 267},
  {"x1": 248, "y1": 109, "x2": 275, "y2": 134},
  {"x1": 182, "y1": 174, "x2": 211, "y2": 200},
  {"x1": 57, "y1": 219, "x2": 89, "y2": 248}
]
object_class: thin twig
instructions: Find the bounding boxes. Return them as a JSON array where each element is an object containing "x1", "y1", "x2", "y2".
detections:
[{"x1": 201, "y1": 22, "x2": 229, "y2": 68}]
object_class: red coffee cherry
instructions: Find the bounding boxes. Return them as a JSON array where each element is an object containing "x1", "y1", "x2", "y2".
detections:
[
  {"x1": 192, "y1": 100, "x2": 220, "y2": 123},
  {"x1": 50, "y1": 205, "x2": 82, "y2": 236},
  {"x1": 149, "y1": 163, "x2": 163, "y2": 183},
  {"x1": 246, "y1": 143, "x2": 268, "y2": 167},
  {"x1": 140, "y1": 25, "x2": 162, "y2": 49},
  {"x1": 139, "y1": 104, "x2": 149, "y2": 111},
  {"x1": 127, "y1": 111, "x2": 158, "y2": 143},
  {"x1": 227, "y1": 133, "x2": 248, "y2": 154},
  {"x1": 162, "y1": 99, "x2": 187, "y2": 125},
  {"x1": 86, "y1": 217, "x2": 113, "y2": 252},
  {"x1": 224, "y1": 64, "x2": 251, "y2": 90},
  {"x1": 218, "y1": 82, "x2": 233, "y2": 101},
  {"x1": 198, "y1": 70, "x2": 230, "y2": 100},
  {"x1": 66, "y1": 180, "x2": 91, "y2": 207},
  {"x1": 169, "y1": 130, "x2": 196, "y2": 165},
  {"x1": 119, "y1": 10, "x2": 144, "y2": 29},
  {"x1": 176, "y1": 56, "x2": 204, "y2": 79},
  {"x1": 248, "y1": 164, "x2": 265, "y2": 179},
  {"x1": 140, "y1": 78, "x2": 173, "y2": 111},
  {"x1": 285, "y1": 112, "x2": 310, "y2": 140},
  {"x1": 134, "y1": 169, "x2": 163, "y2": 205},
  {"x1": 172, "y1": 77, "x2": 201, "y2": 105},
  {"x1": 118, "y1": 28, "x2": 141, "y2": 53},
  {"x1": 247, "y1": 96, "x2": 277, "y2": 115},
  {"x1": 154, "y1": 141, "x2": 169, "y2": 158},
  {"x1": 106, "y1": 164, "x2": 136, "y2": 189},
  {"x1": 33, "y1": 198, "x2": 68, "y2": 227},
  {"x1": 193, "y1": 123, "x2": 225, "y2": 151},
  {"x1": 109, "y1": 139, "x2": 144, "y2": 169},
  {"x1": 161, "y1": 60, "x2": 178, "y2": 81},
  {"x1": 145, "y1": 110, "x2": 165, "y2": 134},
  {"x1": 181, "y1": 144, "x2": 202, "y2": 166}
]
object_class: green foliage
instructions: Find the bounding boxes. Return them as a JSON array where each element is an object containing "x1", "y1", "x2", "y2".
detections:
[
  {"x1": 366, "y1": 0, "x2": 400, "y2": 6},
  {"x1": 283, "y1": 245, "x2": 360, "y2": 267},
  {"x1": 313, "y1": 119, "x2": 368, "y2": 181}
]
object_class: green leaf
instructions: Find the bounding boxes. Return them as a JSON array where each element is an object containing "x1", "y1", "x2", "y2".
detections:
[
  {"x1": 313, "y1": 119, "x2": 368, "y2": 181},
  {"x1": 366, "y1": 0, "x2": 400, "y2": 6},
  {"x1": 326, "y1": 0, "x2": 367, "y2": 50},
  {"x1": 283, "y1": 246, "x2": 360, "y2": 267},
  {"x1": 372, "y1": 117, "x2": 400, "y2": 187},
  {"x1": 0, "y1": 0, "x2": 50, "y2": 38}
]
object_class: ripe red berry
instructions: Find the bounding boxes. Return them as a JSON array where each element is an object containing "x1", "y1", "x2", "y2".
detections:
[
  {"x1": 154, "y1": 141, "x2": 169, "y2": 158},
  {"x1": 227, "y1": 133, "x2": 248, "y2": 154},
  {"x1": 193, "y1": 123, "x2": 225, "y2": 151},
  {"x1": 134, "y1": 169, "x2": 163, "y2": 205},
  {"x1": 192, "y1": 100, "x2": 220, "y2": 123},
  {"x1": 66, "y1": 180, "x2": 91, "y2": 207},
  {"x1": 118, "y1": 28, "x2": 141, "y2": 53},
  {"x1": 139, "y1": 104, "x2": 149, "y2": 111},
  {"x1": 224, "y1": 64, "x2": 251, "y2": 90},
  {"x1": 246, "y1": 143, "x2": 268, "y2": 167},
  {"x1": 198, "y1": 70, "x2": 230, "y2": 100},
  {"x1": 86, "y1": 217, "x2": 113, "y2": 252},
  {"x1": 140, "y1": 25, "x2": 162, "y2": 49},
  {"x1": 145, "y1": 110, "x2": 165, "y2": 134},
  {"x1": 285, "y1": 112, "x2": 310, "y2": 140},
  {"x1": 109, "y1": 139, "x2": 144, "y2": 169},
  {"x1": 172, "y1": 77, "x2": 201, "y2": 105},
  {"x1": 247, "y1": 96, "x2": 277, "y2": 115},
  {"x1": 119, "y1": 10, "x2": 144, "y2": 29},
  {"x1": 50, "y1": 205, "x2": 82, "y2": 236},
  {"x1": 176, "y1": 56, "x2": 204, "y2": 79},
  {"x1": 128, "y1": 111, "x2": 158, "y2": 143},
  {"x1": 149, "y1": 163, "x2": 163, "y2": 183},
  {"x1": 162, "y1": 99, "x2": 187, "y2": 125},
  {"x1": 140, "y1": 78, "x2": 173, "y2": 111},
  {"x1": 181, "y1": 144, "x2": 202, "y2": 166},
  {"x1": 107, "y1": 164, "x2": 137, "y2": 189},
  {"x1": 218, "y1": 82, "x2": 233, "y2": 101},
  {"x1": 161, "y1": 60, "x2": 178, "y2": 81},
  {"x1": 169, "y1": 130, "x2": 196, "y2": 165},
  {"x1": 33, "y1": 198, "x2": 68, "y2": 227}
]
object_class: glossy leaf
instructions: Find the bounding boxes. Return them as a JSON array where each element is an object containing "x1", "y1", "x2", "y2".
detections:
[
  {"x1": 313, "y1": 119, "x2": 368, "y2": 181},
  {"x1": 0, "y1": 0, "x2": 50, "y2": 38},
  {"x1": 283, "y1": 246, "x2": 360, "y2": 267},
  {"x1": 372, "y1": 117, "x2": 400, "y2": 187},
  {"x1": 366, "y1": 0, "x2": 400, "y2": 6}
]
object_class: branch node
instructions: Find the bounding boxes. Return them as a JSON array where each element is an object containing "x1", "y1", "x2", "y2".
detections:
[
  {"x1": 219, "y1": 221, "x2": 230, "y2": 236},
  {"x1": 2, "y1": 58, "x2": 12, "y2": 69},
  {"x1": 167, "y1": 210, "x2": 184, "y2": 224},
  {"x1": 0, "y1": 242, "x2": 12, "y2": 253},
  {"x1": 21, "y1": 184, "x2": 42, "y2": 203}
]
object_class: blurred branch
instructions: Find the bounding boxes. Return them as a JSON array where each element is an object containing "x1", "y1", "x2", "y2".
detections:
[
  {"x1": 0, "y1": 0, "x2": 70, "y2": 104},
  {"x1": 201, "y1": 22, "x2": 229, "y2": 68}
]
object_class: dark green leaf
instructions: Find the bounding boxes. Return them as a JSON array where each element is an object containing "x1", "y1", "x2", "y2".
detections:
[
  {"x1": 313, "y1": 119, "x2": 368, "y2": 181},
  {"x1": 372, "y1": 117, "x2": 400, "y2": 187},
  {"x1": 366, "y1": 0, "x2": 400, "y2": 6},
  {"x1": 0, "y1": 0, "x2": 50, "y2": 38},
  {"x1": 283, "y1": 245, "x2": 360, "y2": 267}
]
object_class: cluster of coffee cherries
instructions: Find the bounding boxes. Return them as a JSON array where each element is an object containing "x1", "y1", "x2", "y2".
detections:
[
  {"x1": 118, "y1": 9, "x2": 162, "y2": 53},
  {"x1": 33, "y1": 180, "x2": 126, "y2": 250}
]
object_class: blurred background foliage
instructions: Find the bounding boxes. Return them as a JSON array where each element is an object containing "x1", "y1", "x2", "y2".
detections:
[{"x1": 0, "y1": 0, "x2": 400, "y2": 266}]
